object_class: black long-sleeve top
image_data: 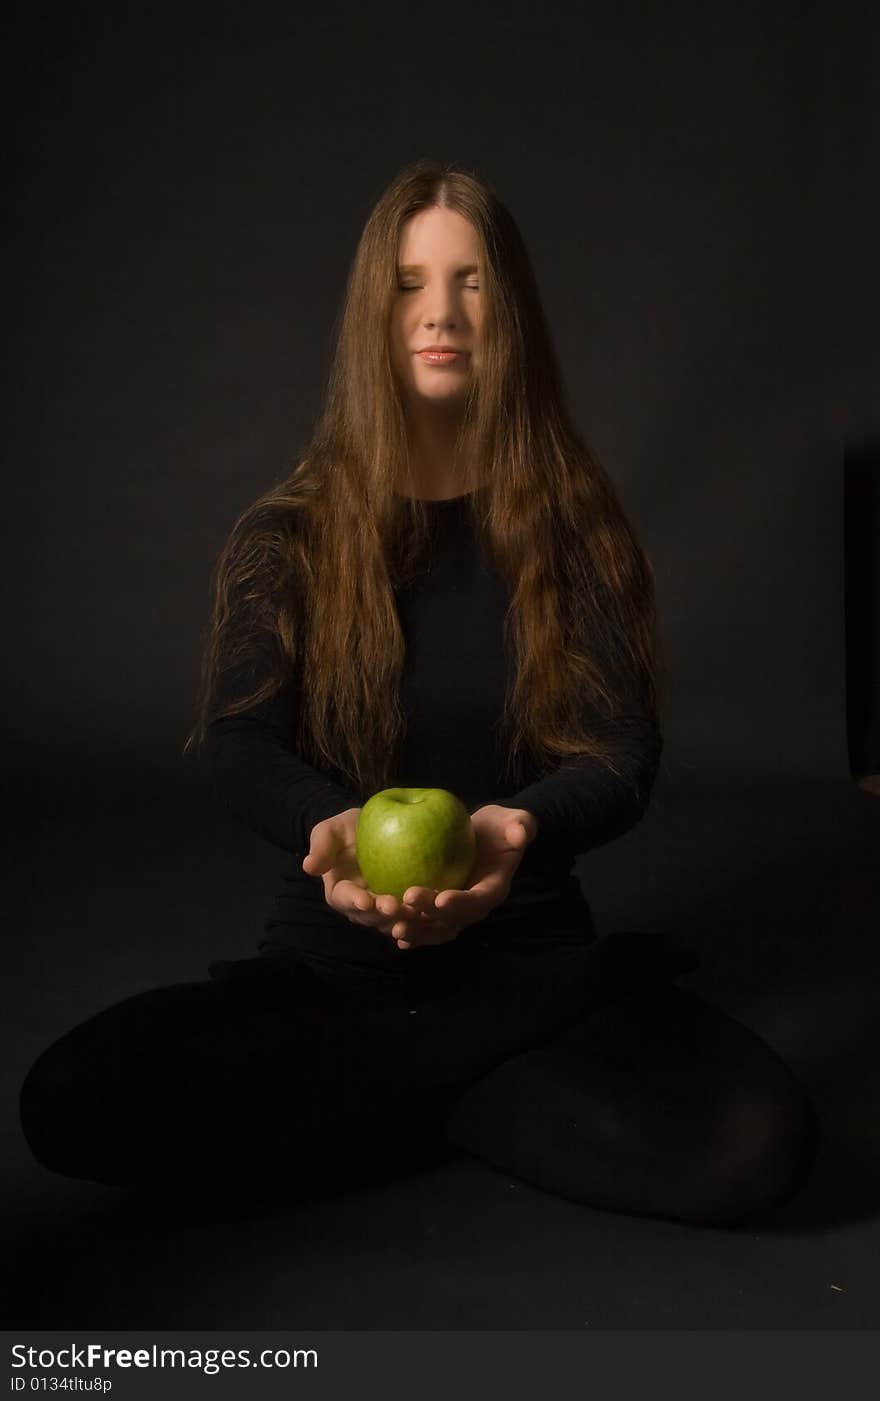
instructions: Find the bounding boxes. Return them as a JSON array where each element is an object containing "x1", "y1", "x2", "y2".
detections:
[{"x1": 201, "y1": 492, "x2": 662, "y2": 986}]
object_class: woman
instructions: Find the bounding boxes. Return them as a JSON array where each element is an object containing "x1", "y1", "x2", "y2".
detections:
[{"x1": 20, "y1": 159, "x2": 818, "y2": 1224}]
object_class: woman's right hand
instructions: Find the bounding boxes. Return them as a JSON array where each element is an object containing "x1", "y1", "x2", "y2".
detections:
[{"x1": 301, "y1": 808, "x2": 437, "y2": 942}]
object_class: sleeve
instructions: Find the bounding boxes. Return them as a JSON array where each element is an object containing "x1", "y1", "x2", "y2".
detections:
[
  {"x1": 498, "y1": 707, "x2": 662, "y2": 859},
  {"x1": 202, "y1": 682, "x2": 363, "y2": 857},
  {"x1": 497, "y1": 607, "x2": 663, "y2": 860},
  {"x1": 197, "y1": 538, "x2": 363, "y2": 856}
]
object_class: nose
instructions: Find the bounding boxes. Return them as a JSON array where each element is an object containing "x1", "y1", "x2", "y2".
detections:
[
  {"x1": 422, "y1": 286, "x2": 464, "y2": 334},
  {"x1": 423, "y1": 310, "x2": 457, "y2": 334}
]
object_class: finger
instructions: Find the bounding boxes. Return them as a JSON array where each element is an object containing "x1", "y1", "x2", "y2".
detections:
[
  {"x1": 434, "y1": 889, "x2": 473, "y2": 915},
  {"x1": 378, "y1": 891, "x2": 437, "y2": 919},
  {"x1": 377, "y1": 892, "x2": 440, "y2": 925},
  {"x1": 392, "y1": 927, "x2": 422, "y2": 949},
  {"x1": 402, "y1": 886, "x2": 439, "y2": 913},
  {"x1": 375, "y1": 899, "x2": 426, "y2": 931},
  {"x1": 360, "y1": 904, "x2": 422, "y2": 935},
  {"x1": 364, "y1": 906, "x2": 426, "y2": 937},
  {"x1": 402, "y1": 906, "x2": 440, "y2": 930},
  {"x1": 446, "y1": 868, "x2": 507, "y2": 904},
  {"x1": 335, "y1": 880, "x2": 374, "y2": 915},
  {"x1": 390, "y1": 914, "x2": 436, "y2": 940},
  {"x1": 434, "y1": 889, "x2": 488, "y2": 924},
  {"x1": 375, "y1": 895, "x2": 403, "y2": 919},
  {"x1": 395, "y1": 924, "x2": 457, "y2": 949}
]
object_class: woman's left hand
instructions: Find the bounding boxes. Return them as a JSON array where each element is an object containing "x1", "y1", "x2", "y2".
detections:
[{"x1": 373, "y1": 804, "x2": 538, "y2": 950}]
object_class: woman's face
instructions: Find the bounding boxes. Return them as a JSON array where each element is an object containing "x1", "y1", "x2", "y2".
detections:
[{"x1": 389, "y1": 205, "x2": 483, "y2": 409}]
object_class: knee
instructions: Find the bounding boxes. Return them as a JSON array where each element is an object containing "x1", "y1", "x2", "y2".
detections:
[
  {"x1": 19, "y1": 1041, "x2": 81, "y2": 1173},
  {"x1": 20, "y1": 1045, "x2": 70, "y2": 1175},
  {"x1": 18, "y1": 985, "x2": 199, "y2": 1186},
  {"x1": 693, "y1": 1076, "x2": 820, "y2": 1226},
  {"x1": 19, "y1": 1041, "x2": 120, "y2": 1185}
]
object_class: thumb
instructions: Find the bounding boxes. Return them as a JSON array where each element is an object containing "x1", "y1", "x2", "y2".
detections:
[
  {"x1": 302, "y1": 825, "x2": 340, "y2": 875},
  {"x1": 506, "y1": 816, "x2": 536, "y2": 847}
]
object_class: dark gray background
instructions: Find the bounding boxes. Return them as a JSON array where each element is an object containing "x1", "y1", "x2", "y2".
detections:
[{"x1": 6, "y1": 0, "x2": 879, "y2": 1331}]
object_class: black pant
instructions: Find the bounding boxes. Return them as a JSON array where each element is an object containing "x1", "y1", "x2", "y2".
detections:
[{"x1": 18, "y1": 932, "x2": 819, "y2": 1226}]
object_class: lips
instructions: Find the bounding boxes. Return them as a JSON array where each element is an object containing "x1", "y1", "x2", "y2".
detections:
[{"x1": 417, "y1": 349, "x2": 464, "y2": 364}]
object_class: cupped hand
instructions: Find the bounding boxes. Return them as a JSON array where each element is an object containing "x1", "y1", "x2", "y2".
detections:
[
  {"x1": 371, "y1": 804, "x2": 538, "y2": 950},
  {"x1": 301, "y1": 807, "x2": 447, "y2": 945}
]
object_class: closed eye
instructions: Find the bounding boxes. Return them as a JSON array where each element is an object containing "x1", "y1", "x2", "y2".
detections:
[{"x1": 398, "y1": 285, "x2": 479, "y2": 292}]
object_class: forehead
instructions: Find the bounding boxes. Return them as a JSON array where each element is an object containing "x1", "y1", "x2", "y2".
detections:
[{"x1": 396, "y1": 206, "x2": 481, "y2": 266}]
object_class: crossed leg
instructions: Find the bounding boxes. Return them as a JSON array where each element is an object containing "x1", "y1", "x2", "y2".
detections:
[{"x1": 442, "y1": 982, "x2": 819, "y2": 1226}]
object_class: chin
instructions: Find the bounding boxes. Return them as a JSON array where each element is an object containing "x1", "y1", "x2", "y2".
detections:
[{"x1": 414, "y1": 378, "x2": 468, "y2": 397}]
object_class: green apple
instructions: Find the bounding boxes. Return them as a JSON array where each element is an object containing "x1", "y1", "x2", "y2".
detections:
[{"x1": 355, "y1": 787, "x2": 476, "y2": 901}]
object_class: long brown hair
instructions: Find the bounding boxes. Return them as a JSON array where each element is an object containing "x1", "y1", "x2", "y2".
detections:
[{"x1": 183, "y1": 157, "x2": 666, "y2": 798}]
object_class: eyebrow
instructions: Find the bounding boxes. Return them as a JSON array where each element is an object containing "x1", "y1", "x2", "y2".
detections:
[{"x1": 397, "y1": 263, "x2": 480, "y2": 275}]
